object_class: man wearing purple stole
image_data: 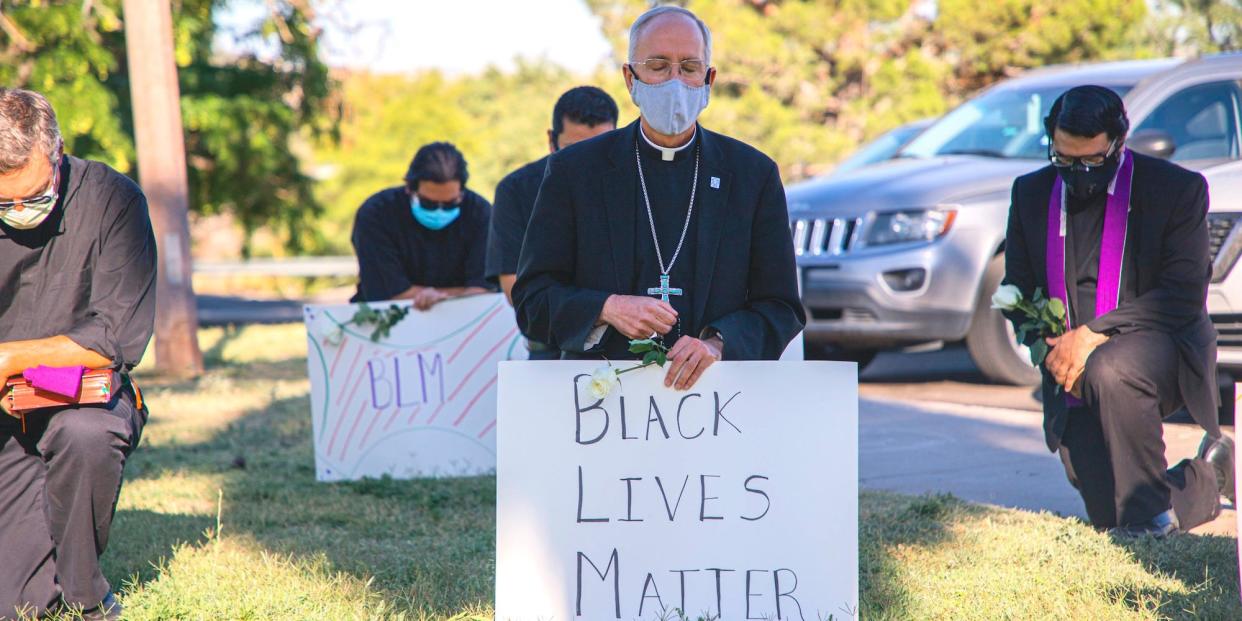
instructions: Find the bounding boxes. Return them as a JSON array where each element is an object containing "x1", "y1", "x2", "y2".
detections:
[{"x1": 1003, "y1": 86, "x2": 1234, "y2": 537}]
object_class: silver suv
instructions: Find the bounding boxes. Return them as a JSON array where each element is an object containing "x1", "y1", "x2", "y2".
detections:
[{"x1": 788, "y1": 54, "x2": 1242, "y2": 385}]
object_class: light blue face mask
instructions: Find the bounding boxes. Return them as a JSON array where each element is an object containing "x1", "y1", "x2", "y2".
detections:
[
  {"x1": 411, "y1": 196, "x2": 461, "y2": 230},
  {"x1": 629, "y1": 75, "x2": 711, "y2": 136}
]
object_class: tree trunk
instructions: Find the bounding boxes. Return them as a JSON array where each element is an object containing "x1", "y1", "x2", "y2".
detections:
[{"x1": 122, "y1": 0, "x2": 204, "y2": 377}]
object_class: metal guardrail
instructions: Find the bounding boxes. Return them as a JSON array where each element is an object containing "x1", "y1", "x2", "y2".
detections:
[{"x1": 193, "y1": 256, "x2": 357, "y2": 277}]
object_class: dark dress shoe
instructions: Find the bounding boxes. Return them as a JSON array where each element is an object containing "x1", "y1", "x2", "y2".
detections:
[
  {"x1": 1108, "y1": 508, "x2": 1179, "y2": 539},
  {"x1": 1198, "y1": 434, "x2": 1236, "y2": 505},
  {"x1": 80, "y1": 593, "x2": 122, "y2": 621}
]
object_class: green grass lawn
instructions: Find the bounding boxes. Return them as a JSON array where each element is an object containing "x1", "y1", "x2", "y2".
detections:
[{"x1": 42, "y1": 323, "x2": 1242, "y2": 620}]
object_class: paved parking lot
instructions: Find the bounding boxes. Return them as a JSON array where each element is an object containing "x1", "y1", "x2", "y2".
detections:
[{"x1": 859, "y1": 345, "x2": 1237, "y2": 535}]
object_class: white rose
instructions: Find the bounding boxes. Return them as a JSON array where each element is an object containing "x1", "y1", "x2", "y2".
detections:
[
  {"x1": 990, "y1": 284, "x2": 1022, "y2": 311},
  {"x1": 587, "y1": 366, "x2": 620, "y2": 400}
]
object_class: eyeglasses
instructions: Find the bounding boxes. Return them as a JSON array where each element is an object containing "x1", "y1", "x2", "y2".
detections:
[
  {"x1": 415, "y1": 194, "x2": 462, "y2": 211},
  {"x1": 1048, "y1": 139, "x2": 1119, "y2": 170},
  {"x1": 629, "y1": 57, "x2": 709, "y2": 84},
  {"x1": 0, "y1": 166, "x2": 59, "y2": 214}
]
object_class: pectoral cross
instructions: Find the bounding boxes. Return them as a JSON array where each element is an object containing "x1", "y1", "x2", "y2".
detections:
[{"x1": 647, "y1": 273, "x2": 683, "y2": 303}]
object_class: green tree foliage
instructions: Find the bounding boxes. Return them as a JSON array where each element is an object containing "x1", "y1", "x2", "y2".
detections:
[
  {"x1": 1148, "y1": 0, "x2": 1242, "y2": 53},
  {"x1": 0, "y1": 1, "x2": 132, "y2": 170},
  {"x1": 587, "y1": 0, "x2": 1150, "y2": 180},
  {"x1": 0, "y1": 0, "x2": 336, "y2": 255},
  {"x1": 311, "y1": 62, "x2": 640, "y2": 254}
]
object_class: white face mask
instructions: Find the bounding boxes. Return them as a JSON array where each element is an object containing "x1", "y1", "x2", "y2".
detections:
[
  {"x1": 0, "y1": 160, "x2": 60, "y2": 230},
  {"x1": 629, "y1": 75, "x2": 710, "y2": 136}
]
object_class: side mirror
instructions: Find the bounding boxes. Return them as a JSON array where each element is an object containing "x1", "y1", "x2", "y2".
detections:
[{"x1": 1128, "y1": 129, "x2": 1176, "y2": 159}]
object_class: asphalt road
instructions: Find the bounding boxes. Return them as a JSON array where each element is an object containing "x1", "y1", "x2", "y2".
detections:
[{"x1": 859, "y1": 344, "x2": 1237, "y2": 535}]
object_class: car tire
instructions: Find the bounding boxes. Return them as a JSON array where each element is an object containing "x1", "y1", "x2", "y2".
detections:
[{"x1": 966, "y1": 254, "x2": 1042, "y2": 386}]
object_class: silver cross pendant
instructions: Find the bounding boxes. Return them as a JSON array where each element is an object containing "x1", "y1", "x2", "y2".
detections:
[{"x1": 646, "y1": 273, "x2": 684, "y2": 303}]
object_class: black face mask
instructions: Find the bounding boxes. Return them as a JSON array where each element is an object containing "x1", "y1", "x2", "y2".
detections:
[{"x1": 1059, "y1": 153, "x2": 1121, "y2": 199}]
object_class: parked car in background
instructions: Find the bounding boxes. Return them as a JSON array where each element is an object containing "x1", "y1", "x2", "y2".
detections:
[
  {"x1": 788, "y1": 54, "x2": 1242, "y2": 385},
  {"x1": 830, "y1": 118, "x2": 934, "y2": 177}
]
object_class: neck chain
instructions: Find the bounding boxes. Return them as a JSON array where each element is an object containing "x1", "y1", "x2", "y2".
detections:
[{"x1": 634, "y1": 139, "x2": 700, "y2": 277}]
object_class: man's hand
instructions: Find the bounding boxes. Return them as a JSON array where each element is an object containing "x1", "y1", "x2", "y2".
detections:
[
  {"x1": 599, "y1": 295, "x2": 678, "y2": 340},
  {"x1": 1045, "y1": 325, "x2": 1109, "y2": 395},
  {"x1": 412, "y1": 287, "x2": 449, "y2": 311},
  {"x1": 664, "y1": 336, "x2": 723, "y2": 391}
]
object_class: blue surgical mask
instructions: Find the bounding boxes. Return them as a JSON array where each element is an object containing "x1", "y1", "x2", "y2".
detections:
[{"x1": 411, "y1": 196, "x2": 461, "y2": 230}]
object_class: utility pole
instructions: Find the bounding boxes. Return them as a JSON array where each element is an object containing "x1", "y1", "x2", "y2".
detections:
[{"x1": 122, "y1": 0, "x2": 204, "y2": 377}]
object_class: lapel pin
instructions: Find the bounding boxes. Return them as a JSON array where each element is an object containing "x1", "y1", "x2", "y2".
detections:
[{"x1": 710, "y1": 176, "x2": 721, "y2": 189}]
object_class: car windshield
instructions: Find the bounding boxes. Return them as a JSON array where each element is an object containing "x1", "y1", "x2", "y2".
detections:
[
  {"x1": 833, "y1": 122, "x2": 928, "y2": 176},
  {"x1": 899, "y1": 84, "x2": 1132, "y2": 160}
]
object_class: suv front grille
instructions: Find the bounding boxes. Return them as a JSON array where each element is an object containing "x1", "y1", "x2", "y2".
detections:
[
  {"x1": 791, "y1": 217, "x2": 865, "y2": 257},
  {"x1": 1209, "y1": 213, "x2": 1242, "y2": 284},
  {"x1": 1212, "y1": 314, "x2": 1242, "y2": 347}
]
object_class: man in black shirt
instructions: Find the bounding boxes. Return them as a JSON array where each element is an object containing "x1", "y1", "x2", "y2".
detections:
[
  {"x1": 351, "y1": 142, "x2": 491, "y2": 308},
  {"x1": 1003, "y1": 86, "x2": 1233, "y2": 537},
  {"x1": 0, "y1": 89, "x2": 155, "y2": 620},
  {"x1": 486, "y1": 86, "x2": 618, "y2": 359}
]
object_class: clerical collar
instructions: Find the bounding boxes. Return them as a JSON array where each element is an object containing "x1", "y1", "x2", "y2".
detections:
[{"x1": 639, "y1": 125, "x2": 697, "y2": 162}]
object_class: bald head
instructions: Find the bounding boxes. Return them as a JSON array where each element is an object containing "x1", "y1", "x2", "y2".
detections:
[{"x1": 627, "y1": 6, "x2": 712, "y2": 66}]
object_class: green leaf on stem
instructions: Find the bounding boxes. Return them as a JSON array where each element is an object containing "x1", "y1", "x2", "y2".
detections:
[
  {"x1": 1029, "y1": 339, "x2": 1049, "y2": 366},
  {"x1": 629, "y1": 339, "x2": 656, "y2": 354},
  {"x1": 1048, "y1": 298, "x2": 1066, "y2": 320}
]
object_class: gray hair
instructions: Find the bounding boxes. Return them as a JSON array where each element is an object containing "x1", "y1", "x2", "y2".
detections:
[
  {"x1": 0, "y1": 88, "x2": 62, "y2": 174},
  {"x1": 628, "y1": 5, "x2": 713, "y2": 66}
]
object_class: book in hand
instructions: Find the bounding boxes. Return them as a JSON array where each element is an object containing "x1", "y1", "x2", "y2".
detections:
[{"x1": 4, "y1": 368, "x2": 114, "y2": 414}]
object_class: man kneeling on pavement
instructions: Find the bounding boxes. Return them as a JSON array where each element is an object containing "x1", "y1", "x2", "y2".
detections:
[
  {"x1": 0, "y1": 88, "x2": 155, "y2": 619},
  {"x1": 1003, "y1": 85, "x2": 1234, "y2": 537}
]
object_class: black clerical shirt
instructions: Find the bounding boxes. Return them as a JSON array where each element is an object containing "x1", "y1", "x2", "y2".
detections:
[
  {"x1": 0, "y1": 156, "x2": 157, "y2": 372},
  {"x1": 634, "y1": 131, "x2": 699, "y2": 344},
  {"x1": 486, "y1": 156, "x2": 547, "y2": 284},
  {"x1": 350, "y1": 187, "x2": 492, "y2": 303},
  {"x1": 1065, "y1": 189, "x2": 1138, "y2": 330}
]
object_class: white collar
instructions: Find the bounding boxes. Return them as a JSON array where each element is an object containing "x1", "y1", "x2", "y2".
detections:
[{"x1": 640, "y1": 124, "x2": 696, "y2": 161}]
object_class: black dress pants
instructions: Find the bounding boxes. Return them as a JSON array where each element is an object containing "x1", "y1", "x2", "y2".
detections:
[
  {"x1": 1058, "y1": 331, "x2": 1220, "y2": 530},
  {"x1": 0, "y1": 393, "x2": 144, "y2": 619}
]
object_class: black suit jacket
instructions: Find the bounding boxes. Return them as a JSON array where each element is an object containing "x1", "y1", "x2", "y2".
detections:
[
  {"x1": 513, "y1": 120, "x2": 805, "y2": 360},
  {"x1": 1003, "y1": 152, "x2": 1219, "y2": 451}
]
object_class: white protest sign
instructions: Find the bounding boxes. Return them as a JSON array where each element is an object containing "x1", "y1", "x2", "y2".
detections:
[
  {"x1": 782, "y1": 332, "x2": 804, "y2": 361},
  {"x1": 496, "y1": 361, "x2": 858, "y2": 621},
  {"x1": 1236, "y1": 387, "x2": 1241, "y2": 602},
  {"x1": 303, "y1": 294, "x2": 524, "y2": 481}
]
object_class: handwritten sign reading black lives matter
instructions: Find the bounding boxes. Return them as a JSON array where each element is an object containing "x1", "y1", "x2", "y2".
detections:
[{"x1": 496, "y1": 361, "x2": 858, "y2": 620}]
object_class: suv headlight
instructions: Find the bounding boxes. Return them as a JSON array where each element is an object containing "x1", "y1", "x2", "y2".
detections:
[{"x1": 860, "y1": 208, "x2": 957, "y2": 248}]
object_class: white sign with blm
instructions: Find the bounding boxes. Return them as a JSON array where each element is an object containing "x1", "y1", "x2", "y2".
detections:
[
  {"x1": 303, "y1": 294, "x2": 524, "y2": 481},
  {"x1": 496, "y1": 361, "x2": 858, "y2": 620}
]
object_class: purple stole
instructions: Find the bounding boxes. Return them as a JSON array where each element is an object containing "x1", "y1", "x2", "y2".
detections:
[{"x1": 1045, "y1": 149, "x2": 1134, "y2": 405}]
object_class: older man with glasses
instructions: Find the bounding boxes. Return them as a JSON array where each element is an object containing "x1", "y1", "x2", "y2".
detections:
[
  {"x1": 0, "y1": 88, "x2": 155, "y2": 620},
  {"x1": 1002, "y1": 85, "x2": 1234, "y2": 537},
  {"x1": 514, "y1": 5, "x2": 804, "y2": 389}
]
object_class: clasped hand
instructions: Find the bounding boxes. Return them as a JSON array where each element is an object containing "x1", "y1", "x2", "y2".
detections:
[
  {"x1": 1044, "y1": 325, "x2": 1109, "y2": 398},
  {"x1": 599, "y1": 295, "x2": 721, "y2": 390}
]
